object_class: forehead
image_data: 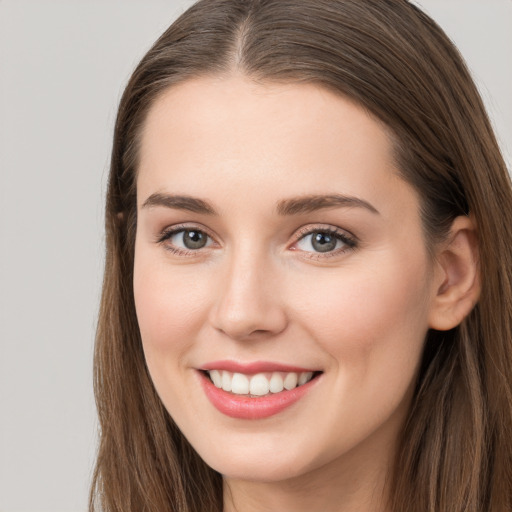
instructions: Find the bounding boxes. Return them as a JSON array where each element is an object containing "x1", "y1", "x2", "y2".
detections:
[{"x1": 137, "y1": 75, "x2": 417, "y2": 219}]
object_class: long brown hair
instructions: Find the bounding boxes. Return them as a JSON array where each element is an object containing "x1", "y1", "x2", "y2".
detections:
[{"x1": 90, "y1": 1, "x2": 512, "y2": 510}]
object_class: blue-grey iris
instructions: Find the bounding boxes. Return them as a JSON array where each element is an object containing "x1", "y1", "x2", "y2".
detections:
[
  {"x1": 183, "y1": 230, "x2": 207, "y2": 249},
  {"x1": 312, "y1": 232, "x2": 337, "y2": 252}
]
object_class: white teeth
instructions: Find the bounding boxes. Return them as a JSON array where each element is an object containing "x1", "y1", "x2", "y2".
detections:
[
  {"x1": 249, "y1": 373, "x2": 270, "y2": 396},
  {"x1": 210, "y1": 369, "x2": 222, "y2": 388},
  {"x1": 231, "y1": 373, "x2": 250, "y2": 394},
  {"x1": 208, "y1": 369, "x2": 316, "y2": 396},
  {"x1": 269, "y1": 373, "x2": 284, "y2": 393},
  {"x1": 221, "y1": 371, "x2": 232, "y2": 392},
  {"x1": 283, "y1": 372, "x2": 298, "y2": 390},
  {"x1": 298, "y1": 371, "x2": 313, "y2": 386}
]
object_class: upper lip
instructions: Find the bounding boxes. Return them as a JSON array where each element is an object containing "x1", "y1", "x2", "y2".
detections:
[{"x1": 200, "y1": 360, "x2": 319, "y2": 374}]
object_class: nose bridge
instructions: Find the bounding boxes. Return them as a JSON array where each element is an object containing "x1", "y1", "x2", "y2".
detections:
[{"x1": 210, "y1": 240, "x2": 287, "y2": 340}]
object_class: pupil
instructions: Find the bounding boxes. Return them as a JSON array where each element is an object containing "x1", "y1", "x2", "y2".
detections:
[
  {"x1": 183, "y1": 230, "x2": 207, "y2": 249},
  {"x1": 312, "y1": 232, "x2": 336, "y2": 253}
]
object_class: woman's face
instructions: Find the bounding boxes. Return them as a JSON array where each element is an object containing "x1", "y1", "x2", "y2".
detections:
[{"x1": 134, "y1": 76, "x2": 440, "y2": 483}]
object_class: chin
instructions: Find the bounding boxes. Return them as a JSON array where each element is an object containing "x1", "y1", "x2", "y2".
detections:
[
  {"x1": 189, "y1": 431, "x2": 323, "y2": 483},
  {"x1": 209, "y1": 455, "x2": 313, "y2": 483}
]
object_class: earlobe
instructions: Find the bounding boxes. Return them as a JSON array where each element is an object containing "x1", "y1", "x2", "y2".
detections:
[{"x1": 428, "y1": 215, "x2": 480, "y2": 331}]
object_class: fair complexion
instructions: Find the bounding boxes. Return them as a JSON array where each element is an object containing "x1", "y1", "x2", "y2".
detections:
[{"x1": 133, "y1": 75, "x2": 479, "y2": 512}]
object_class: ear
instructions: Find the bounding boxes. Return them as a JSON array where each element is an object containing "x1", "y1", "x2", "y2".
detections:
[{"x1": 428, "y1": 215, "x2": 480, "y2": 331}]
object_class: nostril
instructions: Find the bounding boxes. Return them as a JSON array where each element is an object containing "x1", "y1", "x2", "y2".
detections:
[
  {"x1": 209, "y1": 277, "x2": 288, "y2": 340},
  {"x1": 213, "y1": 320, "x2": 288, "y2": 342}
]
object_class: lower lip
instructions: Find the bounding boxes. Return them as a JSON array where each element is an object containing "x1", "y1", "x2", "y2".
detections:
[{"x1": 199, "y1": 371, "x2": 320, "y2": 420}]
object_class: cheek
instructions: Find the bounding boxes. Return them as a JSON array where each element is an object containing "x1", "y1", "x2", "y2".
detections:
[
  {"x1": 133, "y1": 253, "x2": 205, "y2": 359},
  {"x1": 132, "y1": 252, "x2": 213, "y2": 416},
  {"x1": 291, "y1": 255, "x2": 431, "y2": 372},
  {"x1": 283, "y1": 256, "x2": 432, "y2": 454}
]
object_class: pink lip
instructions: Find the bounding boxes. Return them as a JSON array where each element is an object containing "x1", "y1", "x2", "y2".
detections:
[
  {"x1": 199, "y1": 370, "x2": 320, "y2": 420},
  {"x1": 200, "y1": 360, "x2": 316, "y2": 374}
]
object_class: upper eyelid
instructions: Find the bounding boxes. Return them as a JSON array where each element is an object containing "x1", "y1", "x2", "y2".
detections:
[
  {"x1": 292, "y1": 224, "x2": 357, "y2": 242},
  {"x1": 158, "y1": 223, "x2": 217, "y2": 241}
]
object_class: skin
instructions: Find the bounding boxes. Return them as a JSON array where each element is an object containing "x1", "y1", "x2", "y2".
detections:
[{"x1": 133, "y1": 75, "x2": 478, "y2": 512}]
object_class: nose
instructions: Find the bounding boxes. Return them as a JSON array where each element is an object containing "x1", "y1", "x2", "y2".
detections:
[{"x1": 209, "y1": 248, "x2": 288, "y2": 341}]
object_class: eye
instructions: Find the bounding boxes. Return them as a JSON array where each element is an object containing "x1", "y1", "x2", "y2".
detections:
[
  {"x1": 174, "y1": 229, "x2": 210, "y2": 249},
  {"x1": 293, "y1": 227, "x2": 357, "y2": 255},
  {"x1": 158, "y1": 227, "x2": 214, "y2": 253}
]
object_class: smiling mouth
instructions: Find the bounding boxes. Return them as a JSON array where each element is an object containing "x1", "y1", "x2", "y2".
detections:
[{"x1": 204, "y1": 370, "x2": 321, "y2": 397}]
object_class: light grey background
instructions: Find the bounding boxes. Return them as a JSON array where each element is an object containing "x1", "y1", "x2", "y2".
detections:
[{"x1": 0, "y1": 1, "x2": 510, "y2": 511}]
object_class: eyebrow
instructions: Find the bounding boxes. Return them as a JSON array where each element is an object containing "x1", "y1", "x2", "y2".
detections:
[
  {"x1": 276, "y1": 194, "x2": 379, "y2": 216},
  {"x1": 141, "y1": 192, "x2": 379, "y2": 216},
  {"x1": 142, "y1": 193, "x2": 216, "y2": 214}
]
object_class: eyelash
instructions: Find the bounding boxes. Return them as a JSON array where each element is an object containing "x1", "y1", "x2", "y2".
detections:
[
  {"x1": 291, "y1": 225, "x2": 357, "y2": 259},
  {"x1": 156, "y1": 224, "x2": 358, "y2": 258},
  {"x1": 156, "y1": 224, "x2": 215, "y2": 256}
]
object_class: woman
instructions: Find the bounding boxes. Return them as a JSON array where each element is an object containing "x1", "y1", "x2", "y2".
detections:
[{"x1": 90, "y1": 1, "x2": 512, "y2": 511}]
